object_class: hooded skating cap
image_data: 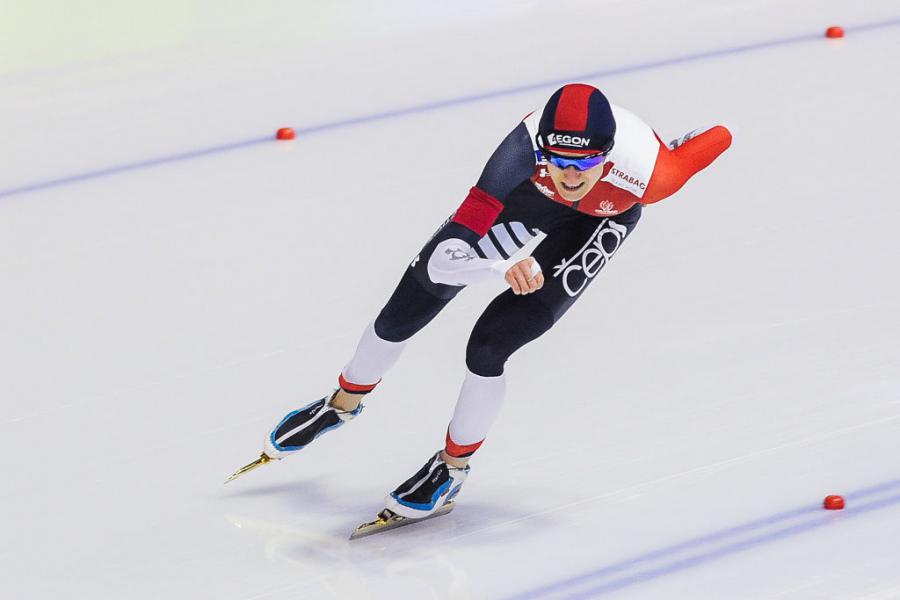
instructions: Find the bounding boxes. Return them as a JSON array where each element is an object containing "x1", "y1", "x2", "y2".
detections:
[{"x1": 537, "y1": 84, "x2": 616, "y2": 156}]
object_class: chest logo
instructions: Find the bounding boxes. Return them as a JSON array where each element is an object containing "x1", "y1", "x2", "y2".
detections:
[
  {"x1": 610, "y1": 168, "x2": 647, "y2": 190},
  {"x1": 552, "y1": 219, "x2": 628, "y2": 297}
]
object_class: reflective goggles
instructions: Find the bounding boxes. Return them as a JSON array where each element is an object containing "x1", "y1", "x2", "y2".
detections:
[{"x1": 541, "y1": 150, "x2": 607, "y2": 171}]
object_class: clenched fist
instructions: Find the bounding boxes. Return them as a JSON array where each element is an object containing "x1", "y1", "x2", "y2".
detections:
[{"x1": 505, "y1": 258, "x2": 544, "y2": 295}]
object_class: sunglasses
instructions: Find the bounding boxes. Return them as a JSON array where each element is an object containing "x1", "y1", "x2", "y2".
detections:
[{"x1": 540, "y1": 150, "x2": 607, "y2": 171}]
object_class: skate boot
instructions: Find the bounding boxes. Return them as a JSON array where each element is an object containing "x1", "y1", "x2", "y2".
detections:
[
  {"x1": 263, "y1": 391, "x2": 363, "y2": 459},
  {"x1": 384, "y1": 451, "x2": 470, "y2": 519}
]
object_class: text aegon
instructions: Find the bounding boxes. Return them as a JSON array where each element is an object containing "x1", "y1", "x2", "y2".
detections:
[{"x1": 547, "y1": 133, "x2": 591, "y2": 147}]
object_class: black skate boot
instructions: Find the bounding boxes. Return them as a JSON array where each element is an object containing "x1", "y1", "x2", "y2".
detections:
[
  {"x1": 384, "y1": 451, "x2": 470, "y2": 519},
  {"x1": 263, "y1": 391, "x2": 363, "y2": 459}
]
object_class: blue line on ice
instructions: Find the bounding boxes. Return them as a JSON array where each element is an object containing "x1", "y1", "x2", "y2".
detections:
[
  {"x1": 2, "y1": 16, "x2": 899, "y2": 201},
  {"x1": 505, "y1": 477, "x2": 900, "y2": 599}
]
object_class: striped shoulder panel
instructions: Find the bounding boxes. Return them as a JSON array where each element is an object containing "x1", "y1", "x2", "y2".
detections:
[{"x1": 475, "y1": 221, "x2": 538, "y2": 260}]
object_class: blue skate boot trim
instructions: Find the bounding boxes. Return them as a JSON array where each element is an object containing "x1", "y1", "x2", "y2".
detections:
[
  {"x1": 446, "y1": 481, "x2": 465, "y2": 502},
  {"x1": 268, "y1": 395, "x2": 363, "y2": 453},
  {"x1": 386, "y1": 451, "x2": 471, "y2": 518},
  {"x1": 391, "y1": 480, "x2": 451, "y2": 511}
]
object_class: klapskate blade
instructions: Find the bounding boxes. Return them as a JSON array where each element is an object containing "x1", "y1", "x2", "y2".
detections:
[
  {"x1": 224, "y1": 453, "x2": 273, "y2": 484},
  {"x1": 349, "y1": 502, "x2": 455, "y2": 540}
]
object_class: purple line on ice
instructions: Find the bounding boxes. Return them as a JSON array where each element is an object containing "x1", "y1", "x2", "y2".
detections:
[
  {"x1": 505, "y1": 477, "x2": 900, "y2": 600},
  {"x1": 0, "y1": 137, "x2": 273, "y2": 200},
  {"x1": 2, "y1": 16, "x2": 900, "y2": 200}
]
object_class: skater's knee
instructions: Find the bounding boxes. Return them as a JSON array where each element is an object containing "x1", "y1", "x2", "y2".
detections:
[
  {"x1": 374, "y1": 312, "x2": 423, "y2": 342},
  {"x1": 374, "y1": 271, "x2": 452, "y2": 342},
  {"x1": 465, "y1": 296, "x2": 555, "y2": 377},
  {"x1": 465, "y1": 332, "x2": 508, "y2": 377}
]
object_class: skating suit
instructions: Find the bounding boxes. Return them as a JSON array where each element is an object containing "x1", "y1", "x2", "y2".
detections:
[{"x1": 372, "y1": 105, "x2": 732, "y2": 376}]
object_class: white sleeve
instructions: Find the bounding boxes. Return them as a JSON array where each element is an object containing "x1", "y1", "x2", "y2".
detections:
[{"x1": 427, "y1": 232, "x2": 546, "y2": 287}]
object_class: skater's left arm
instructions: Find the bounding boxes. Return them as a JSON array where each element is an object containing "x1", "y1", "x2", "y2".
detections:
[{"x1": 641, "y1": 125, "x2": 732, "y2": 204}]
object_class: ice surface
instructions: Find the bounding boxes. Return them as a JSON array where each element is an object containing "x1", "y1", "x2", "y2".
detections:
[{"x1": 2, "y1": 1, "x2": 899, "y2": 599}]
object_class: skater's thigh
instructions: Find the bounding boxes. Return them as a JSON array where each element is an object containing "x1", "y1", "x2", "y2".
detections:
[
  {"x1": 374, "y1": 269, "x2": 455, "y2": 342},
  {"x1": 375, "y1": 209, "x2": 540, "y2": 343},
  {"x1": 465, "y1": 291, "x2": 555, "y2": 376},
  {"x1": 464, "y1": 205, "x2": 643, "y2": 375},
  {"x1": 374, "y1": 217, "x2": 475, "y2": 342}
]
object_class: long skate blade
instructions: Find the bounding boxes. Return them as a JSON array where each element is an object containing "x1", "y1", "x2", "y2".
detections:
[
  {"x1": 224, "y1": 453, "x2": 273, "y2": 484},
  {"x1": 349, "y1": 501, "x2": 455, "y2": 540}
]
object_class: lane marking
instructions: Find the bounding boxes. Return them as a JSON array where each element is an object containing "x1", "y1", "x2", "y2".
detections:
[
  {"x1": 506, "y1": 484, "x2": 900, "y2": 599},
  {"x1": 2, "y1": 17, "x2": 899, "y2": 200}
]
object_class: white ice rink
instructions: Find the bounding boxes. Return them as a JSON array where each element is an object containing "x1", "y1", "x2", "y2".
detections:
[{"x1": 2, "y1": 1, "x2": 900, "y2": 598}]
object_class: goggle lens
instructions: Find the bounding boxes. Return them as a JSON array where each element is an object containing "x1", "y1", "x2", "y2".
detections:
[{"x1": 543, "y1": 153, "x2": 607, "y2": 171}]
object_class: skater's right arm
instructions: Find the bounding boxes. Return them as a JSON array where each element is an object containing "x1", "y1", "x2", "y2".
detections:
[
  {"x1": 450, "y1": 121, "x2": 536, "y2": 239},
  {"x1": 426, "y1": 232, "x2": 546, "y2": 291},
  {"x1": 427, "y1": 121, "x2": 543, "y2": 292}
]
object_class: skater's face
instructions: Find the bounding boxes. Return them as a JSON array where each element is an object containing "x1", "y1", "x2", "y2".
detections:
[{"x1": 545, "y1": 152, "x2": 606, "y2": 202}]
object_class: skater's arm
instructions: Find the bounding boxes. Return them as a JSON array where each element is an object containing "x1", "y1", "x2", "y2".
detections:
[
  {"x1": 641, "y1": 125, "x2": 732, "y2": 204},
  {"x1": 451, "y1": 122, "x2": 536, "y2": 237},
  {"x1": 427, "y1": 231, "x2": 546, "y2": 291},
  {"x1": 432, "y1": 120, "x2": 542, "y2": 292}
]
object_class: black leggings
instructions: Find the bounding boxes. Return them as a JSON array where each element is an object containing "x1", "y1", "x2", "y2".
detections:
[
  {"x1": 374, "y1": 192, "x2": 642, "y2": 377},
  {"x1": 374, "y1": 271, "x2": 555, "y2": 377}
]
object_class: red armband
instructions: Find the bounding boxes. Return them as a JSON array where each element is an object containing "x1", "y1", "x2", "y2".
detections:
[
  {"x1": 451, "y1": 186, "x2": 504, "y2": 237},
  {"x1": 643, "y1": 125, "x2": 732, "y2": 204}
]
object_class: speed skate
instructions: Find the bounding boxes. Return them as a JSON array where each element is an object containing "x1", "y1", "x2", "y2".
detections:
[{"x1": 349, "y1": 501, "x2": 456, "y2": 540}]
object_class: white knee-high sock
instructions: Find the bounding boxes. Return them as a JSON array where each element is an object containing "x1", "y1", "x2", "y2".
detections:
[
  {"x1": 446, "y1": 369, "x2": 506, "y2": 456},
  {"x1": 340, "y1": 322, "x2": 407, "y2": 392}
]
